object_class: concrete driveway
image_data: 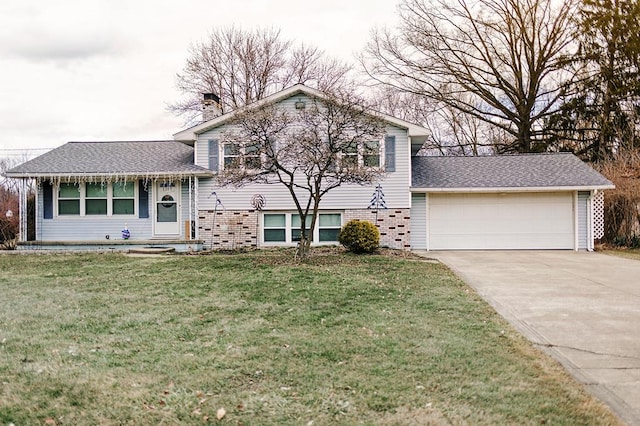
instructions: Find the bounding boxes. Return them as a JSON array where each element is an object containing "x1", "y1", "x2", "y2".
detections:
[{"x1": 421, "y1": 251, "x2": 640, "y2": 426}]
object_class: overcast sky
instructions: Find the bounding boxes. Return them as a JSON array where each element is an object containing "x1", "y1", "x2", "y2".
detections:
[{"x1": 0, "y1": 0, "x2": 399, "y2": 161}]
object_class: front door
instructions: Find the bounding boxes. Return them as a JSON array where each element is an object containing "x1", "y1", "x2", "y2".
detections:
[{"x1": 154, "y1": 181, "x2": 181, "y2": 236}]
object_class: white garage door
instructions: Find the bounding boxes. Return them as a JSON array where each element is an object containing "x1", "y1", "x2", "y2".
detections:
[{"x1": 429, "y1": 192, "x2": 574, "y2": 250}]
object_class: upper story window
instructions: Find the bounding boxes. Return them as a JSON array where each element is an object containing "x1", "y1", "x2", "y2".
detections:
[
  {"x1": 342, "y1": 144, "x2": 358, "y2": 167},
  {"x1": 363, "y1": 140, "x2": 380, "y2": 167},
  {"x1": 223, "y1": 143, "x2": 262, "y2": 170},
  {"x1": 340, "y1": 140, "x2": 381, "y2": 168},
  {"x1": 211, "y1": 134, "x2": 395, "y2": 172},
  {"x1": 223, "y1": 143, "x2": 241, "y2": 169}
]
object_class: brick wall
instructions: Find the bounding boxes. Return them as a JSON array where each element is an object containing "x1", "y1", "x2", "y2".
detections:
[
  {"x1": 344, "y1": 209, "x2": 411, "y2": 250},
  {"x1": 199, "y1": 208, "x2": 411, "y2": 250},
  {"x1": 198, "y1": 209, "x2": 258, "y2": 249}
]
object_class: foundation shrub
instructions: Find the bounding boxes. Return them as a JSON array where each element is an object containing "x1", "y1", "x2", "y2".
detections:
[{"x1": 338, "y1": 219, "x2": 380, "y2": 253}]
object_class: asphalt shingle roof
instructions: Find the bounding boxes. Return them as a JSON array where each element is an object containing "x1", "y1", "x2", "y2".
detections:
[
  {"x1": 412, "y1": 153, "x2": 613, "y2": 189},
  {"x1": 6, "y1": 141, "x2": 210, "y2": 177}
]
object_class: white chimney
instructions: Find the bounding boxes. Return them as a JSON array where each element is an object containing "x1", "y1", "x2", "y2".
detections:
[{"x1": 202, "y1": 93, "x2": 222, "y2": 121}]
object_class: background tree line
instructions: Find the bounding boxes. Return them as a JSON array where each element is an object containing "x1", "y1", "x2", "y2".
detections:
[{"x1": 172, "y1": 0, "x2": 640, "y2": 163}]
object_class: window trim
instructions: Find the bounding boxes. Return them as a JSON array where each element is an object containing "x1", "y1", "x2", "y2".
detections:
[
  {"x1": 260, "y1": 212, "x2": 343, "y2": 246},
  {"x1": 223, "y1": 142, "x2": 241, "y2": 169},
  {"x1": 112, "y1": 181, "x2": 136, "y2": 215},
  {"x1": 85, "y1": 182, "x2": 108, "y2": 215},
  {"x1": 339, "y1": 138, "x2": 384, "y2": 169},
  {"x1": 222, "y1": 142, "x2": 263, "y2": 171},
  {"x1": 55, "y1": 181, "x2": 138, "y2": 218},
  {"x1": 57, "y1": 182, "x2": 81, "y2": 216}
]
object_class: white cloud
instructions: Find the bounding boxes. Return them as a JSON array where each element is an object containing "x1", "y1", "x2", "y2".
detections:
[{"x1": 0, "y1": 0, "x2": 399, "y2": 157}]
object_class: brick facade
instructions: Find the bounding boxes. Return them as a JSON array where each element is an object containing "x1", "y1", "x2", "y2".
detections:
[
  {"x1": 344, "y1": 208, "x2": 411, "y2": 250},
  {"x1": 198, "y1": 209, "x2": 258, "y2": 250},
  {"x1": 198, "y1": 208, "x2": 411, "y2": 250}
]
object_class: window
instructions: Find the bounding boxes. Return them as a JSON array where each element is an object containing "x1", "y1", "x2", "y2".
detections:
[
  {"x1": 224, "y1": 143, "x2": 241, "y2": 169},
  {"x1": 245, "y1": 144, "x2": 261, "y2": 169},
  {"x1": 262, "y1": 212, "x2": 342, "y2": 245},
  {"x1": 86, "y1": 183, "x2": 107, "y2": 215},
  {"x1": 113, "y1": 182, "x2": 135, "y2": 215},
  {"x1": 342, "y1": 144, "x2": 358, "y2": 167},
  {"x1": 319, "y1": 213, "x2": 342, "y2": 242},
  {"x1": 291, "y1": 214, "x2": 313, "y2": 242},
  {"x1": 223, "y1": 143, "x2": 261, "y2": 170},
  {"x1": 56, "y1": 182, "x2": 136, "y2": 217},
  {"x1": 340, "y1": 140, "x2": 382, "y2": 168},
  {"x1": 58, "y1": 183, "x2": 80, "y2": 215},
  {"x1": 363, "y1": 141, "x2": 380, "y2": 167},
  {"x1": 264, "y1": 214, "x2": 286, "y2": 242}
]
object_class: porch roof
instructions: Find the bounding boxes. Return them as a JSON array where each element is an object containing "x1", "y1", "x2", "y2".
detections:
[{"x1": 5, "y1": 141, "x2": 212, "y2": 180}]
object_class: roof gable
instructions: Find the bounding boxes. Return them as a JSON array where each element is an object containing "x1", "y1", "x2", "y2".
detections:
[
  {"x1": 411, "y1": 153, "x2": 614, "y2": 191},
  {"x1": 6, "y1": 141, "x2": 211, "y2": 179},
  {"x1": 173, "y1": 84, "x2": 430, "y2": 142}
]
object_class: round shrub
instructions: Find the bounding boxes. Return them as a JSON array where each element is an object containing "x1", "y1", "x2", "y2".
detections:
[{"x1": 338, "y1": 219, "x2": 380, "y2": 254}]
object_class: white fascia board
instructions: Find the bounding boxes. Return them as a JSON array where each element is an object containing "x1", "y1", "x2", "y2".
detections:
[
  {"x1": 377, "y1": 114, "x2": 429, "y2": 137},
  {"x1": 410, "y1": 185, "x2": 615, "y2": 193}
]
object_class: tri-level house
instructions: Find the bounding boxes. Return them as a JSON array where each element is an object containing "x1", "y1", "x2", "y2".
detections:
[{"x1": 6, "y1": 84, "x2": 614, "y2": 251}]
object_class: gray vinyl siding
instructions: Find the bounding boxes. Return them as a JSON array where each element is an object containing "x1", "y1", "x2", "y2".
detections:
[
  {"x1": 578, "y1": 191, "x2": 589, "y2": 250},
  {"x1": 195, "y1": 93, "x2": 412, "y2": 211},
  {"x1": 34, "y1": 180, "x2": 192, "y2": 241},
  {"x1": 410, "y1": 193, "x2": 427, "y2": 249},
  {"x1": 36, "y1": 183, "x2": 152, "y2": 241}
]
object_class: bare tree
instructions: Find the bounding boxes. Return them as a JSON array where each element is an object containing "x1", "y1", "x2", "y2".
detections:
[
  {"x1": 219, "y1": 89, "x2": 387, "y2": 258},
  {"x1": 170, "y1": 26, "x2": 351, "y2": 124},
  {"x1": 1, "y1": 157, "x2": 30, "y2": 247},
  {"x1": 362, "y1": 0, "x2": 578, "y2": 153},
  {"x1": 372, "y1": 88, "x2": 498, "y2": 155}
]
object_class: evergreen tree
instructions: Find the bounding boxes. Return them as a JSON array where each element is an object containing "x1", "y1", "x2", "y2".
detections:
[{"x1": 549, "y1": 0, "x2": 640, "y2": 161}]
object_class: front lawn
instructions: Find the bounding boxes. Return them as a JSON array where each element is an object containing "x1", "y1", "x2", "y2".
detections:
[
  {"x1": 0, "y1": 251, "x2": 619, "y2": 425},
  {"x1": 603, "y1": 248, "x2": 640, "y2": 261}
]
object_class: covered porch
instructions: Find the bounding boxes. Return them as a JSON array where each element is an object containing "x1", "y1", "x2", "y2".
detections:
[{"x1": 5, "y1": 141, "x2": 211, "y2": 252}]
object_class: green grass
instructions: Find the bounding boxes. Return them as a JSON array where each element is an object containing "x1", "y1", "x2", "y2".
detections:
[
  {"x1": 0, "y1": 250, "x2": 619, "y2": 425},
  {"x1": 603, "y1": 248, "x2": 640, "y2": 261}
]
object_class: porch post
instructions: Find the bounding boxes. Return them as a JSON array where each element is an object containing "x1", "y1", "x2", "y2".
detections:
[
  {"x1": 19, "y1": 179, "x2": 28, "y2": 242},
  {"x1": 188, "y1": 176, "x2": 192, "y2": 240},
  {"x1": 194, "y1": 177, "x2": 199, "y2": 240}
]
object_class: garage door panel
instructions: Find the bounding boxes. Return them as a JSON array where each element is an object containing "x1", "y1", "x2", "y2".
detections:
[{"x1": 429, "y1": 193, "x2": 574, "y2": 250}]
